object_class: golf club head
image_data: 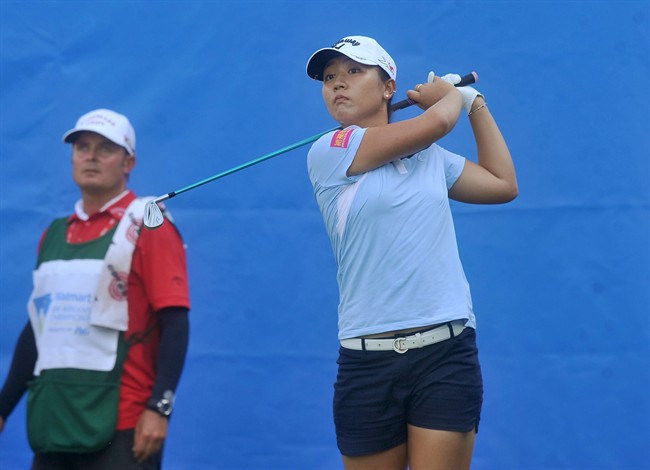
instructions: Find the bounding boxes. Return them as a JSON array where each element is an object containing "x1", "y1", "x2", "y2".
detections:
[{"x1": 144, "y1": 200, "x2": 165, "y2": 229}]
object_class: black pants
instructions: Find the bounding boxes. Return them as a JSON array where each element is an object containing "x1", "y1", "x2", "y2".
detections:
[{"x1": 31, "y1": 429, "x2": 163, "y2": 470}]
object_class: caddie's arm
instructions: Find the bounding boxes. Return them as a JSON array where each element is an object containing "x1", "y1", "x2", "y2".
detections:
[
  {"x1": 0, "y1": 322, "x2": 38, "y2": 433},
  {"x1": 133, "y1": 306, "x2": 189, "y2": 462}
]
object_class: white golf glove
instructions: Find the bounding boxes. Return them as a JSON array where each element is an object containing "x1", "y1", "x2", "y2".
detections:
[{"x1": 437, "y1": 72, "x2": 484, "y2": 115}]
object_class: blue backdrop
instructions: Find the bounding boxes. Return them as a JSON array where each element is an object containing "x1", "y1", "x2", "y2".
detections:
[{"x1": 1, "y1": 1, "x2": 648, "y2": 469}]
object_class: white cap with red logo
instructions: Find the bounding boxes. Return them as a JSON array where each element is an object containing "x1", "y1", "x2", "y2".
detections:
[{"x1": 63, "y1": 108, "x2": 136, "y2": 155}]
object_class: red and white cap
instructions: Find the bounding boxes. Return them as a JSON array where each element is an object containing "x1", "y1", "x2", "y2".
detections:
[
  {"x1": 306, "y1": 35, "x2": 397, "y2": 82},
  {"x1": 63, "y1": 108, "x2": 136, "y2": 155}
]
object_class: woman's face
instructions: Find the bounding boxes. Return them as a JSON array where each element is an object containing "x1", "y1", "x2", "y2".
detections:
[{"x1": 321, "y1": 56, "x2": 394, "y2": 128}]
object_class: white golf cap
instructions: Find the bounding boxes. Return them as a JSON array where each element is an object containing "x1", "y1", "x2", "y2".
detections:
[
  {"x1": 63, "y1": 108, "x2": 136, "y2": 155},
  {"x1": 306, "y1": 35, "x2": 397, "y2": 81}
]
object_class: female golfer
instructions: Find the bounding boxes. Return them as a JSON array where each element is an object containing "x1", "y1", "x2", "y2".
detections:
[{"x1": 306, "y1": 36, "x2": 517, "y2": 469}]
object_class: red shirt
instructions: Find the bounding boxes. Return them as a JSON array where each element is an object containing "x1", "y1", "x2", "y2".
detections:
[{"x1": 43, "y1": 191, "x2": 190, "y2": 429}]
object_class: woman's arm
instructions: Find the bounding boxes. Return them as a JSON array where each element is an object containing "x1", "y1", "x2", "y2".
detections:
[
  {"x1": 347, "y1": 78, "x2": 463, "y2": 176},
  {"x1": 448, "y1": 96, "x2": 518, "y2": 204}
]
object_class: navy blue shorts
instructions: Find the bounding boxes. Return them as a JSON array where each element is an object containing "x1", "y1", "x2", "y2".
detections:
[{"x1": 333, "y1": 326, "x2": 483, "y2": 457}]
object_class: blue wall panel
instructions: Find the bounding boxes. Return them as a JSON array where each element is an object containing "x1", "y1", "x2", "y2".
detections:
[{"x1": 1, "y1": 1, "x2": 648, "y2": 468}]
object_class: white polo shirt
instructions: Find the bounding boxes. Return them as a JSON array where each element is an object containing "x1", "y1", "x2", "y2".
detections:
[{"x1": 308, "y1": 126, "x2": 475, "y2": 340}]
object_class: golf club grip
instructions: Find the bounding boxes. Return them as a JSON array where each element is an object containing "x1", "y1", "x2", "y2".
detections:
[{"x1": 391, "y1": 71, "x2": 478, "y2": 112}]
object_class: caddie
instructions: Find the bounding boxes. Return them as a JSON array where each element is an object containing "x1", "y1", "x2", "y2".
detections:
[{"x1": 0, "y1": 108, "x2": 191, "y2": 470}]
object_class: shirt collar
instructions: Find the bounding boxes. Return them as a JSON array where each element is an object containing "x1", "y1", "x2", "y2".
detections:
[{"x1": 70, "y1": 190, "x2": 136, "y2": 222}]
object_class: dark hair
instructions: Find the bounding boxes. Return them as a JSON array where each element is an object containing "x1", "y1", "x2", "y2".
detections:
[{"x1": 377, "y1": 67, "x2": 394, "y2": 121}]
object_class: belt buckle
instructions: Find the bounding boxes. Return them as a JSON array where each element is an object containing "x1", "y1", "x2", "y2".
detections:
[{"x1": 392, "y1": 337, "x2": 408, "y2": 354}]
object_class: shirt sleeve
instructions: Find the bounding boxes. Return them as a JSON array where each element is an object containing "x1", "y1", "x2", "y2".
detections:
[
  {"x1": 0, "y1": 322, "x2": 37, "y2": 420},
  {"x1": 149, "y1": 306, "x2": 189, "y2": 402},
  {"x1": 439, "y1": 145, "x2": 467, "y2": 190},
  {"x1": 131, "y1": 221, "x2": 191, "y2": 312},
  {"x1": 307, "y1": 126, "x2": 367, "y2": 189}
]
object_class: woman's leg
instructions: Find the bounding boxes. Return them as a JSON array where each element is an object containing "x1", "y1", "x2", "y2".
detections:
[
  {"x1": 342, "y1": 442, "x2": 408, "y2": 470},
  {"x1": 407, "y1": 425, "x2": 476, "y2": 470}
]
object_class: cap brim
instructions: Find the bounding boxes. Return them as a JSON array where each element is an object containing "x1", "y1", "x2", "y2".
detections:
[
  {"x1": 306, "y1": 48, "x2": 343, "y2": 80},
  {"x1": 63, "y1": 129, "x2": 82, "y2": 143},
  {"x1": 62, "y1": 128, "x2": 134, "y2": 155},
  {"x1": 307, "y1": 48, "x2": 384, "y2": 81}
]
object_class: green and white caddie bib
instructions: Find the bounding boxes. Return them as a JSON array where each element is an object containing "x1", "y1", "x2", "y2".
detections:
[
  {"x1": 27, "y1": 198, "x2": 150, "y2": 374},
  {"x1": 25, "y1": 197, "x2": 154, "y2": 453}
]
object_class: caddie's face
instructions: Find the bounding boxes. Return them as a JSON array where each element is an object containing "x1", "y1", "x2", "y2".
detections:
[
  {"x1": 71, "y1": 132, "x2": 135, "y2": 197},
  {"x1": 321, "y1": 56, "x2": 394, "y2": 128}
]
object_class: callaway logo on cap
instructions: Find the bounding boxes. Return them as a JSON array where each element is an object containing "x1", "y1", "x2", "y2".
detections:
[{"x1": 306, "y1": 35, "x2": 397, "y2": 81}]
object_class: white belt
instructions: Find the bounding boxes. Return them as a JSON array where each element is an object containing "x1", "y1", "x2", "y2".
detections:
[{"x1": 340, "y1": 320, "x2": 466, "y2": 354}]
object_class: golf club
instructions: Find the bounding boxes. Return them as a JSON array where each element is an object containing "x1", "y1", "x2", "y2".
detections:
[{"x1": 144, "y1": 71, "x2": 478, "y2": 228}]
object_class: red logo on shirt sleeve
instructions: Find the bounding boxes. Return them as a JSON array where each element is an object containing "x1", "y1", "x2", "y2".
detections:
[{"x1": 330, "y1": 129, "x2": 354, "y2": 148}]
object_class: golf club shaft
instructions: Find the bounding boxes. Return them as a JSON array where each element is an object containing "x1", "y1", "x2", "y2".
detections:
[
  {"x1": 157, "y1": 71, "x2": 478, "y2": 201},
  {"x1": 157, "y1": 127, "x2": 339, "y2": 201}
]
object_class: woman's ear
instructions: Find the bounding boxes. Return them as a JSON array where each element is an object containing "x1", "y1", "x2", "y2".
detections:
[{"x1": 384, "y1": 79, "x2": 397, "y2": 99}]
